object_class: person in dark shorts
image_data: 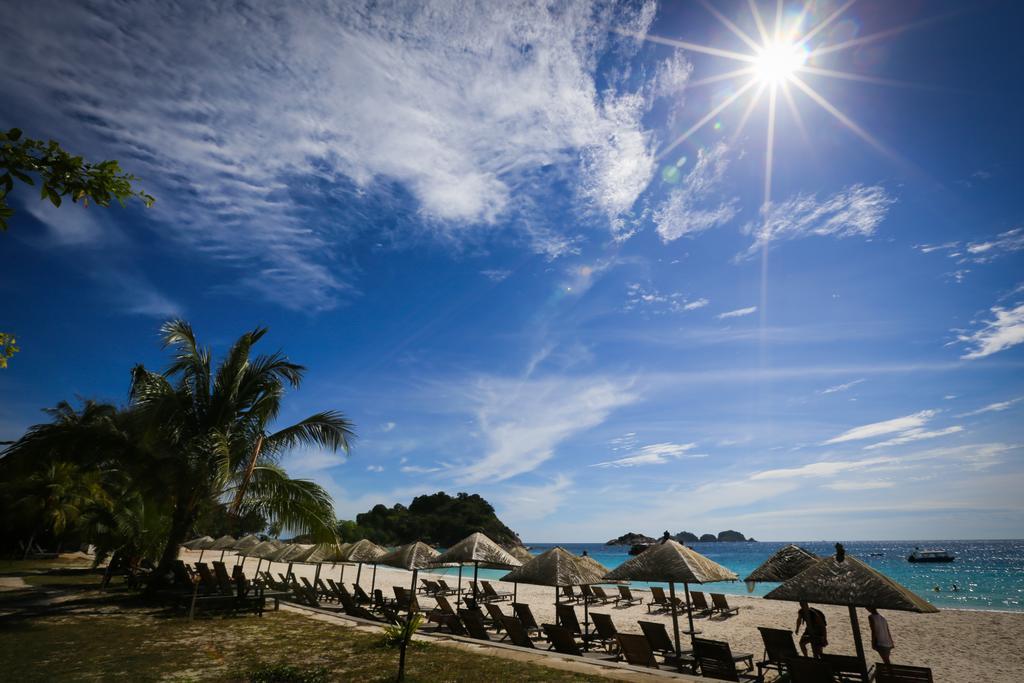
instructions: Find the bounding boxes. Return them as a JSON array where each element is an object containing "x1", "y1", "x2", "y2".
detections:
[{"x1": 795, "y1": 601, "x2": 828, "y2": 658}]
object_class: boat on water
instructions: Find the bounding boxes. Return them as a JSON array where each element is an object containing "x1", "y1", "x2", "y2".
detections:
[{"x1": 908, "y1": 548, "x2": 955, "y2": 563}]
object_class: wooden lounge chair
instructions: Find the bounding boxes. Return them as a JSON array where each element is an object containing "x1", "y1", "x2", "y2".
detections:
[
  {"x1": 419, "y1": 578, "x2": 436, "y2": 595},
  {"x1": 196, "y1": 563, "x2": 223, "y2": 594},
  {"x1": 648, "y1": 586, "x2": 670, "y2": 613},
  {"x1": 482, "y1": 580, "x2": 513, "y2": 602},
  {"x1": 821, "y1": 654, "x2": 865, "y2": 682},
  {"x1": 543, "y1": 623, "x2": 583, "y2": 656},
  {"x1": 638, "y1": 621, "x2": 695, "y2": 671},
  {"x1": 393, "y1": 586, "x2": 424, "y2": 613},
  {"x1": 560, "y1": 585, "x2": 581, "y2": 603},
  {"x1": 436, "y1": 579, "x2": 460, "y2": 596},
  {"x1": 689, "y1": 590, "x2": 713, "y2": 617},
  {"x1": 875, "y1": 663, "x2": 934, "y2": 682},
  {"x1": 615, "y1": 585, "x2": 643, "y2": 606},
  {"x1": 484, "y1": 602, "x2": 508, "y2": 634},
  {"x1": 315, "y1": 577, "x2": 333, "y2": 601},
  {"x1": 352, "y1": 583, "x2": 372, "y2": 605},
  {"x1": 710, "y1": 593, "x2": 739, "y2": 617},
  {"x1": 785, "y1": 656, "x2": 835, "y2": 683},
  {"x1": 589, "y1": 612, "x2": 618, "y2": 653},
  {"x1": 299, "y1": 577, "x2": 322, "y2": 606},
  {"x1": 512, "y1": 602, "x2": 545, "y2": 638},
  {"x1": 459, "y1": 609, "x2": 492, "y2": 641},
  {"x1": 756, "y1": 626, "x2": 802, "y2": 680},
  {"x1": 327, "y1": 578, "x2": 350, "y2": 602},
  {"x1": 427, "y1": 594, "x2": 457, "y2": 628},
  {"x1": 578, "y1": 584, "x2": 600, "y2": 604},
  {"x1": 692, "y1": 638, "x2": 758, "y2": 681},
  {"x1": 616, "y1": 633, "x2": 659, "y2": 668},
  {"x1": 591, "y1": 586, "x2": 616, "y2": 604},
  {"x1": 555, "y1": 603, "x2": 599, "y2": 645},
  {"x1": 498, "y1": 615, "x2": 536, "y2": 649}
]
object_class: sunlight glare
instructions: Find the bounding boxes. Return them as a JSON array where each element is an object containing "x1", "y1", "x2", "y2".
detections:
[{"x1": 754, "y1": 41, "x2": 807, "y2": 84}]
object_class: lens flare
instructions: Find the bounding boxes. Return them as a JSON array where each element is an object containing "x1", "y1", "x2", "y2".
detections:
[{"x1": 754, "y1": 41, "x2": 807, "y2": 84}]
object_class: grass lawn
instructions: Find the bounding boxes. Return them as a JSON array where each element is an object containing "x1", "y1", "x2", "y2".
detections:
[{"x1": 0, "y1": 559, "x2": 603, "y2": 682}]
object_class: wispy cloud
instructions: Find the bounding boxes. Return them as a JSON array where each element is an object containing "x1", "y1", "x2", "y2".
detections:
[
  {"x1": 965, "y1": 228, "x2": 1024, "y2": 262},
  {"x1": 480, "y1": 269, "x2": 512, "y2": 282},
  {"x1": 863, "y1": 425, "x2": 963, "y2": 450},
  {"x1": 823, "y1": 410, "x2": 937, "y2": 445},
  {"x1": 717, "y1": 306, "x2": 757, "y2": 320},
  {"x1": 740, "y1": 184, "x2": 894, "y2": 259},
  {"x1": 957, "y1": 303, "x2": 1024, "y2": 359},
  {"x1": 592, "y1": 442, "x2": 703, "y2": 468},
  {"x1": 654, "y1": 142, "x2": 738, "y2": 242},
  {"x1": 625, "y1": 284, "x2": 708, "y2": 315},
  {"x1": 824, "y1": 480, "x2": 895, "y2": 491},
  {"x1": 956, "y1": 398, "x2": 1022, "y2": 417},
  {"x1": 819, "y1": 378, "x2": 865, "y2": 395},
  {"x1": 750, "y1": 457, "x2": 894, "y2": 481}
]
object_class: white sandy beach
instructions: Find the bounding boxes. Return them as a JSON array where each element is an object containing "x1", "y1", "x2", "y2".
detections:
[{"x1": 189, "y1": 550, "x2": 1024, "y2": 683}]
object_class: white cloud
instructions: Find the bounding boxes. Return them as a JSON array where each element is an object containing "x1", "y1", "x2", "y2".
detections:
[
  {"x1": 400, "y1": 464, "x2": 443, "y2": 474},
  {"x1": 751, "y1": 457, "x2": 893, "y2": 480},
  {"x1": 683, "y1": 298, "x2": 710, "y2": 311},
  {"x1": 366, "y1": 465, "x2": 384, "y2": 473},
  {"x1": 458, "y1": 374, "x2": 637, "y2": 484},
  {"x1": 958, "y1": 303, "x2": 1024, "y2": 359},
  {"x1": 381, "y1": 422, "x2": 397, "y2": 433},
  {"x1": 740, "y1": 184, "x2": 894, "y2": 258},
  {"x1": 23, "y1": 200, "x2": 111, "y2": 246},
  {"x1": 624, "y1": 284, "x2": 708, "y2": 314},
  {"x1": 823, "y1": 410, "x2": 937, "y2": 445},
  {"x1": 824, "y1": 481, "x2": 895, "y2": 491},
  {"x1": 654, "y1": 143, "x2": 738, "y2": 242},
  {"x1": 863, "y1": 425, "x2": 964, "y2": 450},
  {"x1": 965, "y1": 228, "x2": 1024, "y2": 262},
  {"x1": 490, "y1": 475, "x2": 574, "y2": 524},
  {"x1": 819, "y1": 378, "x2": 865, "y2": 395},
  {"x1": 2, "y1": 0, "x2": 666, "y2": 309},
  {"x1": 592, "y1": 442, "x2": 702, "y2": 468},
  {"x1": 480, "y1": 269, "x2": 512, "y2": 283},
  {"x1": 717, "y1": 306, "x2": 757, "y2": 320},
  {"x1": 956, "y1": 398, "x2": 1022, "y2": 417}
]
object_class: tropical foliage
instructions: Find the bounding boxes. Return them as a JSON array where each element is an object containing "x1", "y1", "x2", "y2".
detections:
[{"x1": 0, "y1": 320, "x2": 354, "y2": 578}]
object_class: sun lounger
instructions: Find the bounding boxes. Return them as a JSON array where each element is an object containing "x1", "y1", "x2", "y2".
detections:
[
  {"x1": 436, "y1": 579, "x2": 461, "y2": 596},
  {"x1": 755, "y1": 626, "x2": 802, "y2": 680},
  {"x1": 785, "y1": 656, "x2": 835, "y2": 683},
  {"x1": 419, "y1": 578, "x2": 436, "y2": 595},
  {"x1": 315, "y1": 577, "x2": 333, "y2": 601},
  {"x1": 693, "y1": 638, "x2": 758, "y2": 681},
  {"x1": 195, "y1": 563, "x2": 223, "y2": 594},
  {"x1": 339, "y1": 590, "x2": 382, "y2": 622},
  {"x1": 393, "y1": 586, "x2": 424, "y2": 613},
  {"x1": 484, "y1": 602, "x2": 508, "y2": 634},
  {"x1": 710, "y1": 592, "x2": 739, "y2": 617},
  {"x1": 648, "y1": 586, "x2": 670, "y2": 613},
  {"x1": 615, "y1": 585, "x2": 643, "y2": 606},
  {"x1": 875, "y1": 663, "x2": 934, "y2": 682},
  {"x1": 555, "y1": 603, "x2": 599, "y2": 645},
  {"x1": 589, "y1": 612, "x2": 618, "y2": 653},
  {"x1": 820, "y1": 654, "x2": 864, "y2": 682},
  {"x1": 591, "y1": 586, "x2": 616, "y2": 604},
  {"x1": 638, "y1": 621, "x2": 696, "y2": 671},
  {"x1": 459, "y1": 609, "x2": 492, "y2": 641},
  {"x1": 616, "y1": 633, "x2": 659, "y2": 668},
  {"x1": 579, "y1": 584, "x2": 600, "y2": 604},
  {"x1": 352, "y1": 583, "x2": 372, "y2": 605},
  {"x1": 560, "y1": 585, "x2": 581, "y2": 603},
  {"x1": 327, "y1": 578, "x2": 350, "y2": 602},
  {"x1": 498, "y1": 615, "x2": 536, "y2": 649},
  {"x1": 512, "y1": 602, "x2": 545, "y2": 638},
  {"x1": 543, "y1": 623, "x2": 584, "y2": 655},
  {"x1": 482, "y1": 580, "x2": 513, "y2": 602},
  {"x1": 689, "y1": 590, "x2": 713, "y2": 617}
]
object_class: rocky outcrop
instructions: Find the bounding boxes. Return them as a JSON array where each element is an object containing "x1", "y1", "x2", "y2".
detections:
[
  {"x1": 699, "y1": 533, "x2": 718, "y2": 542},
  {"x1": 606, "y1": 532, "x2": 657, "y2": 546},
  {"x1": 674, "y1": 531, "x2": 699, "y2": 543},
  {"x1": 717, "y1": 530, "x2": 747, "y2": 542}
]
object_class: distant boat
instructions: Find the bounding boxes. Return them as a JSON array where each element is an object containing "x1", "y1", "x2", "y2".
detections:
[
  {"x1": 869, "y1": 552, "x2": 884, "y2": 557},
  {"x1": 907, "y1": 548, "x2": 955, "y2": 563}
]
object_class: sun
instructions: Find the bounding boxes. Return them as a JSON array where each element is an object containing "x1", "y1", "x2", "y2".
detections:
[{"x1": 754, "y1": 41, "x2": 807, "y2": 84}]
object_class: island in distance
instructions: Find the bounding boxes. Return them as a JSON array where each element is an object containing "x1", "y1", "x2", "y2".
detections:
[{"x1": 606, "y1": 529, "x2": 756, "y2": 546}]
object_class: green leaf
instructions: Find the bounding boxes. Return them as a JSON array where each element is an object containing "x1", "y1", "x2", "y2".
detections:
[{"x1": 9, "y1": 169, "x2": 33, "y2": 185}]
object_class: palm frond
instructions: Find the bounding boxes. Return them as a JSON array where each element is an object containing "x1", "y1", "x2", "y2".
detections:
[
  {"x1": 263, "y1": 411, "x2": 356, "y2": 460},
  {"x1": 241, "y1": 465, "x2": 337, "y2": 544}
]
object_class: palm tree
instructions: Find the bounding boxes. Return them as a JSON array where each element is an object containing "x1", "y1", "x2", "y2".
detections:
[
  {"x1": 131, "y1": 320, "x2": 354, "y2": 579},
  {"x1": 10, "y1": 461, "x2": 107, "y2": 557}
]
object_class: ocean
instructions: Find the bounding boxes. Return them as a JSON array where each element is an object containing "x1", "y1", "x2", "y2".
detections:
[{"x1": 427, "y1": 539, "x2": 1024, "y2": 612}]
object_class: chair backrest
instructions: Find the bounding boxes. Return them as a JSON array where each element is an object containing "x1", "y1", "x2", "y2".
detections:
[
  {"x1": 437, "y1": 579, "x2": 453, "y2": 592},
  {"x1": 785, "y1": 656, "x2": 835, "y2": 683},
  {"x1": 459, "y1": 609, "x2": 491, "y2": 640},
  {"x1": 542, "y1": 623, "x2": 582, "y2": 656},
  {"x1": 172, "y1": 560, "x2": 193, "y2": 587},
  {"x1": 758, "y1": 627, "x2": 800, "y2": 662},
  {"x1": 617, "y1": 585, "x2": 633, "y2": 600},
  {"x1": 690, "y1": 591, "x2": 709, "y2": 609},
  {"x1": 593, "y1": 586, "x2": 610, "y2": 600},
  {"x1": 482, "y1": 581, "x2": 498, "y2": 597},
  {"x1": 579, "y1": 584, "x2": 595, "y2": 599},
  {"x1": 560, "y1": 585, "x2": 574, "y2": 600},
  {"x1": 711, "y1": 593, "x2": 731, "y2": 609},
  {"x1": 650, "y1": 586, "x2": 667, "y2": 603},
  {"x1": 353, "y1": 584, "x2": 371, "y2": 603},
  {"x1": 694, "y1": 638, "x2": 740, "y2": 682},
  {"x1": 212, "y1": 561, "x2": 232, "y2": 584},
  {"x1": 638, "y1": 620, "x2": 675, "y2": 653},
  {"x1": 590, "y1": 612, "x2": 617, "y2": 639},
  {"x1": 196, "y1": 563, "x2": 219, "y2": 591},
  {"x1": 616, "y1": 633, "x2": 659, "y2": 668},
  {"x1": 484, "y1": 602, "x2": 505, "y2": 624},
  {"x1": 435, "y1": 595, "x2": 456, "y2": 615},
  {"x1": 499, "y1": 615, "x2": 535, "y2": 648},
  {"x1": 555, "y1": 603, "x2": 581, "y2": 634},
  {"x1": 512, "y1": 602, "x2": 538, "y2": 630},
  {"x1": 875, "y1": 664, "x2": 934, "y2": 683}
]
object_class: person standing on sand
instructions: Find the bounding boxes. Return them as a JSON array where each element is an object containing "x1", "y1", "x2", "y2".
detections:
[
  {"x1": 867, "y1": 607, "x2": 894, "y2": 664},
  {"x1": 795, "y1": 601, "x2": 828, "y2": 658}
]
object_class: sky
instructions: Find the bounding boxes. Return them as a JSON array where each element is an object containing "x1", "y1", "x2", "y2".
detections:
[{"x1": 2, "y1": 0, "x2": 1023, "y2": 542}]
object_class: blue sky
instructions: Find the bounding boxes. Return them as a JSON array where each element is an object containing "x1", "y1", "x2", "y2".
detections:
[{"x1": 2, "y1": 0, "x2": 1022, "y2": 542}]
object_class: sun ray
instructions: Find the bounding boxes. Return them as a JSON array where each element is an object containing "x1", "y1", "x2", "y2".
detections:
[
  {"x1": 747, "y1": 0, "x2": 771, "y2": 45},
  {"x1": 699, "y1": 0, "x2": 762, "y2": 53},
  {"x1": 764, "y1": 84, "x2": 778, "y2": 207},
  {"x1": 688, "y1": 66, "x2": 757, "y2": 89},
  {"x1": 614, "y1": 29, "x2": 756, "y2": 63},
  {"x1": 779, "y1": 81, "x2": 811, "y2": 149},
  {"x1": 773, "y1": 0, "x2": 784, "y2": 42},
  {"x1": 788, "y1": 75, "x2": 890, "y2": 158},
  {"x1": 797, "y1": 0, "x2": 856, "y2": 47},
  {"x1": 797, "y1": 65, "x2": 930, "y2": 89},
  {"x1": 808, "y1": 9, "x2": 963, "y2": 59},
  {"x1": 656, "y1": 79, "x2": 759, "y2": 160},
  {"x1": 730, "y1": 81, "x2": 768, "y2": 144}
]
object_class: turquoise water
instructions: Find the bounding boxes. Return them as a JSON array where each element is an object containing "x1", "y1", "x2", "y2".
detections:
[{"x1": 427, "y1": 540, "x2": 1024, "y2": 612}]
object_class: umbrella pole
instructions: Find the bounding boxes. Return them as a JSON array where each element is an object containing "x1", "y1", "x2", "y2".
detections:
[
  {"x1": 220, "y1": 550, "x2": 226, "y2": 562},
  {"x1": 848, "y1": 606, "x2": 868, "y2": 681},
  {"x1": 340, "y1": 564, "x2": 345, "y2": 584},
  {"x1": 669, "y1": 582, "x2": 681, "y2": 657},
  {"x1": 456, "y1": 565, "x2": 464, "y2": 607},
  {"x1": 356, "y1": 563, "x2": 363, "y2": 588},
  {"x1": 198, "y1": 549, "x2": 205, "y2": 563},
  {"x1": 371, "y1": 564, "x2": 378, "y2": 595},
  {"x1": 255, "y1": 558, "x2": 262, "y2": 575},
  {"x1": 315, "y1": 563, "x2": 322, "y2": 585},
  {"x1": 408, "y1": 569, "x2": 419, "y2": 617},
  {"x1": 513, "y1": 583, "x2": 517, "y2": 604},
  {"x1": 473, "y1": 561, "x2": 479, "y2": 600},
  {"x1": 683, "y1": 581, "x2": 696, "y2": 644},
  {"x1": 555, "y1": 587, "x2": 559, "y2": 625},
  {"x1": 584, "y1": 593, "x2": 590, "y2": 652},
  {"x1": 287, "y1": 562, "x2": 294, "y2": 582}
]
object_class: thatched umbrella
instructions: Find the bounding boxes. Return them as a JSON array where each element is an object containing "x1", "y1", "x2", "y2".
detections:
[
  {"x1": 604, "y1": 539, "x2": 737, "y2": 657},
  {"x1": 342, "y1": 539, "x2": 387, "y2": 592},
  {"x1": 764, "y1": 543, "x2": 938, "y2": 681},
  {"x1": 743, "y1": 544, "x2": 818, "y2": 591},
  {"x1": 231, "y1": 535, "x2": 263, "y2": 566},
  {"x1": 378, "y1": 542, "x2": 442, "y2": 614},
  {"x1": 295, "y1": 542, "x2": 349, "y2": 585},
  {"x1": 265, "y1": 543, "x2": 312, "y2": 582},
  {"x1": 246, "y1": 539, "x2": 284, "y2": 576},
  {"x1": 429, "y1": 532, "x2": 521, "y2": 606},
  {"x1": 208, "y1": 534, "x2": 238, "y2": 563},
  {"x1": 505, "y1": 545, "x2": 535, "y2": 564},
  {"x1": 181, "y1": 535, "x2": 215, "y2": 562},
  {"x1": 502, "y1": 546, "x2": 608, "y2": 648}
]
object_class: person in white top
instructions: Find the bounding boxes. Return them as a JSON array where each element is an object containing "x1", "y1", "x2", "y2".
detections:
[{"x1": 867, "y1": 607, "x2": 894, "y2": 664}]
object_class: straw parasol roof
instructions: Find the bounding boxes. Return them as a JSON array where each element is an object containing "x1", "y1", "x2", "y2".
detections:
[
  {"x1": 208, "y1": 535, "x2": 238, "y2": 551},
  {"x1": 231, "y1": 535, "x2": 263, "y2": 552},
  {"x1": 505, "y1": 545, "x2": 535, "y2": 564},
  {"x1": 763, "y1": 547, "x2": 938, "y2": 613},
  {"x1": 294, "y1": 542, "x2": 348, "y2": 564},
  {"x1": 266, "y1": 544, "x2": 313, "y2": 563},
  {"x1": 246, "y1": 540, "x2": 283, "y2": 558},
  {"x1": 182, "y1": 535, "x2": 215, "y2": 550},
  {"x1": 378, "y1": 541, "x2": 442, "y2": 571},
  {"x1": 500, "y1": 547, "x2": 606, "y2": 587},
  {"x1": 603, "y1": 539, "x2": 738, "y2": 583},
  {"x1": 744, "y1": 544, "x2": 818, "y2": 585},
  {"x1": 341, "y1": 539, "x2": 387, "y2": 563},
  {"x1": 430, "y1": 532, "x2": 522, "y2": 568}
]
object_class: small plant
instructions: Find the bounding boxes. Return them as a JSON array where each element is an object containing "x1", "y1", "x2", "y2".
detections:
[
  {"x1": 247, "y1": 661, "x2": 329, "y2": 683},
  {"x1": 381, "y1": 614, "x2": 424, "y2": 649}
]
